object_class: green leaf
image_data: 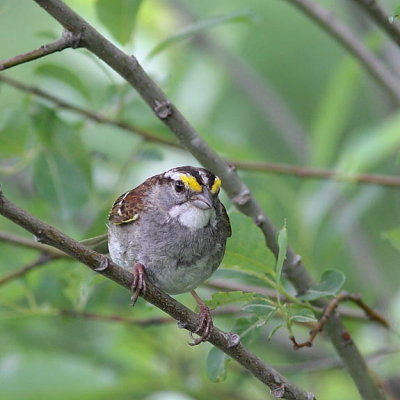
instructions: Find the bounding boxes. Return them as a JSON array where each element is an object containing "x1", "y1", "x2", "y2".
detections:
[
  {"x1": 206, "y1": 347, "x2": 230, "y2": 382},
  {"x1": 298, "y1": 269, "x2": 346, "y2": 301},
  {"x1": 222, "y1": 211, "x2": 275, "y2": 273},
  {"x1": 30, "y1": 104, "x2": 57, "y2": 145},
  {"x1": 337, "y1": 112, "x2": 400, "y2": 174},
  {"x1": 242, "y1": 303, "x2": 277, "y2": 328},
  {"x1": 62, "y1": 263, "x2": 94, "y2": 310},
  {"x1": 33, "y1": 152, "x2": 90, "y2": 219},
  {"x1": 311, "y1": 56, "x2": 361, "y2": 167},
  {"x1": 392, "y1": 5, "x2": 400, "y2": 19},
  {"x1": 382, "y1": 228, "x2": 400, "y2": 252},
  {"x1": 30, "y1": 104, "x2": 92, "y2": 183},
  {"x1": 205, "y1": 291, "x2": 258, "y2": 310},
  {"x1": 289, "y1": 307, "x2": 317, "y2": 324},
  {"x1": 149, "y1": 9, "x2": 256, "y2": 58},
  {"x1": 268, "y1": 323, "x2": 284, "y2": 340},
  {"x1": 242, "y1": 302, "x2": 276, "y2": 320},
  {"x1": 276, "y1": 222, "x2": 287, "y2": 285},
  {"x1": 206, "y1": 316, "x2": 262, "y2": 382},
  {"x1": 0, "y1": 108, "x2": 29, "y2": 156},
  {"x1": 35, "y1": 64, "x2": 91, "y2": 100},
  {"x1": 231, "y1": 317, "x2": 265, "y2": 345},
  {"x1": 213, "y1": 268, "x2": 276, "y2": 290},
  {"x1": 95, "y1": 0, "x2": 143, "y2": 45}
]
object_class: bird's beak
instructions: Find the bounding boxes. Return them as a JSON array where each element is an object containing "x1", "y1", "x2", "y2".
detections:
[{"x1": 192, "y1": 190, "x2": 213, "y2": 210}]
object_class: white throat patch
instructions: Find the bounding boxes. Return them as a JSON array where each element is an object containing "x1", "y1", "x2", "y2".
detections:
[{"x1": 169, "y1": 203, "x2": 214, "y2": 229}]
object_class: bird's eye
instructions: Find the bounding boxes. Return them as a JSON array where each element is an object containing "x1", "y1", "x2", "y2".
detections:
[{"x1": 174, "y1": 180, "x2": 185, "y2": 193}]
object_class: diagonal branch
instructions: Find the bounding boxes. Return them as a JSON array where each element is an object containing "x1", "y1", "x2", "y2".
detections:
[
  {"x1": 282, "y1": 0, "x2": 400, "y2": 104},
  {"x1": 0, "y1": 74, "x2": 179, "y2": 149},
  {"x1": 279, "y1": 346, "x2": 400, "y2": 375},
  {"x1": 59, "y1": 306, "x2": 242, "y2": 326},
  {"x1": 233, "y1": 160, "x2": 400, "y2": 188},
  {"x1": 34, "y1": 0, "x2": 312, "y2": 294},
  {"x1": 290, "y1": 292, "x2": 389, "y2": 349},
  {"x1": 0, "y1": 234, "x2": 383, "y2": 325},
  {"x1": 0, "y1": 188, "x2": 315, "y2": 400},
  {"x1": 2, "y1": 74, "x2": 399, "y2": 189},
  {"x1": 350, "y1": 0, "x2": 400, "y2": 47},
  {"x1": 0, "y1": 253, "x2": 54, "y2": 287},
  {"x1": 0, "y1": 231, "x2": 66, "y2": 255},
  {"x1": 25, "y1": 1, "x2": 387, "y2": 398},
  {"x1": 0, "y1": 30, "x2": 80, "y2": 71}
]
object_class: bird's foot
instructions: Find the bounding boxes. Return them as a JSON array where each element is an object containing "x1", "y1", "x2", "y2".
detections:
[
  {"x1": 189, "y1": 290, "x2": 213, "y2": 346},
  {"x1": 130, "y1": 263, "x2": 146, "y2": 306}
]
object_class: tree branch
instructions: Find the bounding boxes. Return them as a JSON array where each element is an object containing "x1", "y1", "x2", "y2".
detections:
[
  {"x1": 206, "y1": 279, "x2": 381, "y2": 323},
  {"x1": 0, "y1": 74, "x2": 179, "y2": 149},
  {"x1": 350, "y1": 0, "x2": 400, "y2": 48},
  {"x1": 2, "y1": 74, "x2": 399, "y2": 189},
  {"x1": 22, "y1": 1, "x2": 387, "y2": 397},
  {"x1": 0, "y1": 30, "x2": 79, "y2": 71},
  {"x1": 279, "y1": 346, "x2": 400, "y2": 375},
  {"x1": 233, "y1": 160, "x2": 400, "y2": 188},
  {"x1": 0, "y1": 231, "x2": 66, "y2": 255},
  {"x1": 290, "y1": 292, "x2": 389, "y2": 349},
  {"x1": 0, "y1": 253, "x2": 54, "y2": 287},
  {"x1": 0, "y1": 237, "x2": 381, "y2": 325},
  {"x1": 59, "y1": 306, "x2": 242, "y2": 326},
  {"x1": 282, "y1": 0, "x2": 400, "y2": 104},
  {"x1": 0, "y1": 188, "x2": 315, "y2": 400}
]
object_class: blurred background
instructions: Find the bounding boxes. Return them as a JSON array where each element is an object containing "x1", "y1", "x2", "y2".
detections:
[{"x1": 1, "y1": 0, "x2": 400, "y2": 399}]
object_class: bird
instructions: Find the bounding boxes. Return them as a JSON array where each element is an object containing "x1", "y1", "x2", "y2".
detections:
[{"x1": 107, "y1": 166, "x2": 231, "y2": 345}]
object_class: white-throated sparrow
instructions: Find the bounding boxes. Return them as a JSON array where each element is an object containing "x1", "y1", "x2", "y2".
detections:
[{"x1": 108, "y1": 166, "x2": 231, "y2": 345}]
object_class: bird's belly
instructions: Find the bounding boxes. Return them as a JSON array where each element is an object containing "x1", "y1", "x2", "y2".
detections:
[
  {"x1": 108, "y1": 221, "x2": 225, "y2": 295},
  {"x1": 150, "y1": 257, "x2": 214, "y2": 295}
]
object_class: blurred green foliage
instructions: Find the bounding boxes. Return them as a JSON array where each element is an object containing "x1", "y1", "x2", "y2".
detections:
[{"x1": 1, "y1": 0, "x2": 400, "y2": 399}]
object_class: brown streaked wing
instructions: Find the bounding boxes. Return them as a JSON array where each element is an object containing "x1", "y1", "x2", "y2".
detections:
[{"x1": 108, "y1": 176, "x2": 158, "y2": 225}]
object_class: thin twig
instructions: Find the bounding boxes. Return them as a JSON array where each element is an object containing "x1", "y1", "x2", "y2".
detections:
[
  {"x1": 59, "y1": 309, "x2": 173, "y2": 325},
  {"x1": 233, "y1": 160, "x2": 400, "y2": 188},
  {"x1": 350, "y1": 0, "x2": 400, "y2": 47},
  {"x1": 0, "y1": 75, "x2": 179, "y2": 149},
  {"x1": 279, "y1": 346, "x2": 400, "y2": 374},
  {"x1": 0, "y1": 30, "x2": 80, "y2": 71},
  {"x1": 0, "y1": 231, "x2": 66, "y2": 256},
  {"x1": 207, "y1": 279, "x2": 280, "y2": 300},
  {"x1": 19, "y1": 1, "x2": 387, "y2": 396},
  {"x1": 290, "y1": 292, "x2": 390, "y2": 349},
  {"x1": 0, "y1": 188, "x2": 315, "y2": 400},
  {"x1": 207, "y1": 279, "x2": 375, "y2": 322},
  {"x1": 0, "y1": 253, "x2": 54, "y2": 287},
  {"x1": 283, "y1": 0, "x2": 400, "y2": 104},
  {"x1": 0, "y1": 243, "x2": 379, "y2": 324},
  {"x1": 59, "y1": 305, "x2": 242, "y2": 326},
  {"x1": 2, "y1": 74, "x2": 399, "y2": 189},
  {"x1": 341, "y1": 292, "x2": 390, "y2": 328}
]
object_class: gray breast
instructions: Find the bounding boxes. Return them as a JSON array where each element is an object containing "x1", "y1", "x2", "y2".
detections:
[{"x1": 108, "y1": 205, "x2": 228, "y2": 294}]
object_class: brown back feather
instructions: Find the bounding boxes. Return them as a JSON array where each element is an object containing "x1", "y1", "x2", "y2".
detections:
[{"x1": 108, "y1": 176, "x2": 159, "y2": 225}]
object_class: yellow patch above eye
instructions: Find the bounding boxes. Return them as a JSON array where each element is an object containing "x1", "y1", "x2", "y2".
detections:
[
  {"x1": 211, "y1": 177, "x2": 221, "y2": 194},
  {"x1": 180, "y1": 174, "x2": 202, "y2": 192}
]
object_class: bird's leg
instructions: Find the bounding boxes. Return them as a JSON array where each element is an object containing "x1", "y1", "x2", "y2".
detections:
[
  {"x1": 189, "y1": 290, "x2": 213, "y2": 346},
  {"x1": 130, "y1": 262, "x2": 146, "y2": 305}
]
